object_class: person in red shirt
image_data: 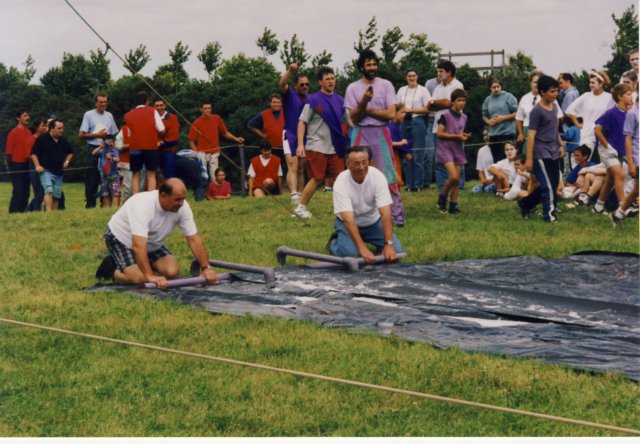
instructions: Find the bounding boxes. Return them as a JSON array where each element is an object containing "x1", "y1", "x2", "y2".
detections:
[
  {"x1": 154, "y1": 98, "x2": 180, "y2": 180},
  {"x1": 248, "y1": 139, "x2": 282, "y2": 197},
  {"x1": 188, "y1": 101, "x2": 244, "y2": 182},
  {"x1": 205, "y1": 167, "x2": 232, "y2": 200},
  {"x1": 5, "y1": 110, "x2": 33, "y2": 213},
  {"x1": 124, "y1": 91, "x2": 165, "y2": 194},
  {"x1": 247, "y1": 94, "x2": 285, "y2": 150}
]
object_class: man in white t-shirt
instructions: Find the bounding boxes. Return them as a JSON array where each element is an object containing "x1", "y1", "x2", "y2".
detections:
[
  {"x1": 96, "y1": 178, "x2": 217, "y2": 288},
  {"x1": 471, "y1": 129, "x2": 496, "y2": 193},
  {"x1": 329, "y1": 146, "x2": 403, "y2": 264}
]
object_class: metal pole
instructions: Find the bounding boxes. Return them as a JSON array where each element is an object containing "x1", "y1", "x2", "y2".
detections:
[{"x1": 239, "y1": 145, "x2": 247, "y2": 198}]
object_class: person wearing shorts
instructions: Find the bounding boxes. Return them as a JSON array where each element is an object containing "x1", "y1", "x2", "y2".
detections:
[
  {"x1": 97, "y1": 178, "x2": 218, "y2": 289},
  {"x1": 435, "y1": 89, "x2": 470, "y2": 214},
  {"x1": 30, "y1": 118, "x2": 73, "y2": 211},
  {"x1": 279, "y1": 63, "x2": 310, "y2": 203},
  {"x1": 124, "y1": 91, "x2": 165, "y2": 194},
  {"x1": 294, "y1": 66, "x2": 350, "y2": 219}
]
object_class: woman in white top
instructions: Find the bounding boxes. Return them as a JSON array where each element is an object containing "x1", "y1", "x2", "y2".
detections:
[
  {"x1": 396, "y1": 69, "x2": 431, "y2": 191},
  {"x1": 566, "y1": 70, "x2": 615, "y2": 151},
  {"x1": 516, "y1": 71, "x2": 543, "y2": 147}
]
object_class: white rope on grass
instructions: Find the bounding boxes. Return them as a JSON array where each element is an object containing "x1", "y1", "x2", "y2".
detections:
[{"x1": 1, "y1": 316, "x2": 638, "y2": 436}]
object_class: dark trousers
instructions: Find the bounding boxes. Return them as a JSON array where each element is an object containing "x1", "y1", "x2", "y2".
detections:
[
  {"x1": 8, "y1": 161, "x2": 30, "y2": 213},
  {"x1": 84, "y1": 146, "x2": 100, "y2": 208},
  {"x1": 520, "y1": 158, "x2": 560, "y2": 222},
  {"x1": 27, "y1": 161, "x2": 44, "y2": 212},
  {"x1": 160, "y1": 150, "x2": 177, "y2": 179}
]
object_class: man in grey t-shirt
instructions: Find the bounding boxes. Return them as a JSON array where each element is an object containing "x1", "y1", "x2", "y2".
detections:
[{"x1": 293, "y1": 67, "x2": 350, "y2": 219}]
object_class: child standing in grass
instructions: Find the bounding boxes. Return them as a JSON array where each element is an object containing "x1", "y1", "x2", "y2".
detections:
[
  {"x1": 592, "y1": 84, "x2": 634, "y2": 215},
  {"x1": 519, "y1": 75, "x2": 565, "y2": 222},
  {"x1": 436, "y1": 88, "x2": 471, "y2": 214},
  {"x1": 92, "y1": 134, "x2": 120, "y2": 207}
]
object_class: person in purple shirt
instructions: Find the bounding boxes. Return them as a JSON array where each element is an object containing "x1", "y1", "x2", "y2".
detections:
[
  {"x1": 279, "y1": 63, "x2": 309, "y2": 204},
  {"x1": 519, "y1": 75, "x2": 565, "y2": 222},
  {"x1": 611, "y1": 103, "x2": 639, "y2": 224},
  {"x1": 592, "y1": 84, "x2": 634, "y2": 215},
  {"x1": 345, "y1": 50, "x2": 405, "y2": 226}
]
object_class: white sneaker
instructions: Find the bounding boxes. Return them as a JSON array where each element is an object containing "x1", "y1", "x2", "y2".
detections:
[
  {"x1": 291, "y1": 193, "x2": 301, "y2": 205},
  {"x1": 293, "y1": 206, "x2": 312, "y2": 219},
  {"x1": 578, "y1": 193, "x2": 590, "y2": 206}
]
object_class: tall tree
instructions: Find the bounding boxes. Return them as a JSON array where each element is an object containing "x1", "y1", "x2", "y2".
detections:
[
  {"x1": 198, "y1": 41, "x2": 223, "y2": 79},
  {"x1": 256, "y1": 27, "x2": 279, "y2": 57},
  {"x1": 310, "y1": 50, "x2": 333, "y2": 69},
  {"x1": 380, "y1": 26, "x2": 404, "y2": 65},
  {"x1": 605, "y1": 4, "x2": 639, "y2": 81},
  {"x1": 397, "y1": 33, "x2": 441, "y2": 80},
  {"x1": 89, "y1": 49, "x2": 111, "y2": 89},
  {"x1": 124, "y1": 44, "x2": 151, "y2": 74},
  {"x1": 280, "y1": 34, "x2": 309, "y2": 67},
  {"x1": 169, "y1": 41, "x2": 192, "y2": 92},
  {"x1": 22, "y1": 54, "x2": 36, "y2": 83},
  {"x1": 353, "y1": 16, "x2": 379, "y2": 54},
  {"x1": 40, "y1": 52, "x2": 106, "y2": 98}
]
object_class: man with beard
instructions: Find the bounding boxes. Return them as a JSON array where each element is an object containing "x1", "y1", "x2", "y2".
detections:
[{"x1": 345, "y1": 50, "x2": 405, "y2": 226}]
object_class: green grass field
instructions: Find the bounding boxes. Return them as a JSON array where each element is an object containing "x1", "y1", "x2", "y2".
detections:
[{"x1": 0, "y1": 181, "x2": 638, "y2": 437}]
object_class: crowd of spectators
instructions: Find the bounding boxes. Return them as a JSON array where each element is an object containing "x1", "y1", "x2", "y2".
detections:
[{"x1": 4, "y1": 48, "x2": 638, "y2": 226}]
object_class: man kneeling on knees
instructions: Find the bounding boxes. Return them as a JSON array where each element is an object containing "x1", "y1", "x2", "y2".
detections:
[
  {"x1": 97, "y1": 178, "x2": 217, "y2": 288},
  {"x1": 329, "y1": 146, "x2": 403, "y2": 264}
]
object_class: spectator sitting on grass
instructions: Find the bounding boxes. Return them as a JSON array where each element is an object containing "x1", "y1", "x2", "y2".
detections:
[
  {"x1": 562, "y1": 145, "x2": 594, "y2": 204},
  {"x1": 206, "y1": 167, "x2": 232, "y2": 200},
  {"x1": 471, "y1": 128, "x2": 496, "y2": 193},
  {"x1": 503, "y1": 154, "x2": 532, "y2": 201},
  {"x1": 488, "y1": 141, "x2": 518, "y2": 197},
  {"x1": 248, "y1": 139, "x2": 283, "y2": 198}
]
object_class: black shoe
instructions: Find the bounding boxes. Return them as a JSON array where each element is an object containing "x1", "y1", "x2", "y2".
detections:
[
  {"x1": 190, "y1": 259, "x2": 204, "y2": 277},
  {"x1": 448, "y1": 206, "x2": 460, "y2": 214},
  {"x1": 437, "y1": 196, "x2": 447, "y2": 213},
  {"x1": 518, "y1": 201, "x2": 533, "y2": 220},
  {"x1": 95, "y1": 255, "x2": 116, "y2": 280},
  {"x1": 325, "y1": 231, "x2": 339, "y2": 254}
]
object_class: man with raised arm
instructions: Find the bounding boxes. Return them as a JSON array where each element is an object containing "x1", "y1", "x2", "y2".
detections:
[{"x1": 279, "y1": 63, "x2": 309, "y2": 204}]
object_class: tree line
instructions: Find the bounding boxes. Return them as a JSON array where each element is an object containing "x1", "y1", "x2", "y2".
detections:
[{"x1": 0, "y1": 7, "x2": 637, "y2": 183}]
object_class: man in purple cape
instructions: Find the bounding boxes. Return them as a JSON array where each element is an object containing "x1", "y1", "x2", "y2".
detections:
[
  {"x1": 279, "y1": 63, "x2": 309, "y2": 204},
  {"x1": 293, "y1": 66, "x2": 351, "y2": 219},
  {"x1": 345, "y1": 50, "x2": 405, "y2": 226}
]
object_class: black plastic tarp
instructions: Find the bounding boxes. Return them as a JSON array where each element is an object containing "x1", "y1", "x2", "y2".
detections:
[{"x1": 88, "y1": 253, "x2": 640, "y2": 380}]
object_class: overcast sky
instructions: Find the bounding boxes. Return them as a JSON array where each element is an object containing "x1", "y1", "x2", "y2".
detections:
[{"x1": 1, "y1": 0, "x2": 636, "y2": 83}]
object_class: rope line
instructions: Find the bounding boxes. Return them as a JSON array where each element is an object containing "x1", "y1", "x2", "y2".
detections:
[{"x1": 0, "y1": 316, "x2": 637, "y2": 436}]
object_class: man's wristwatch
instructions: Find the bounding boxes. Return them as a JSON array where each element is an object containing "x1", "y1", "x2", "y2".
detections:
[
  {"x1": 385, "y1": 240, "x2": 393, "y2": 246},
  {"x1": 201, "y1": 264, "x2": 210, "y2": 270}
]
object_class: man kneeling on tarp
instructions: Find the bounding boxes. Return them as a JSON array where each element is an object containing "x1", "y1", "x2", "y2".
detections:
[
  {"x1": 96, "y1": 178, "x2": 217, "y2": 288},
  {"x1": 328, "y1": 146, "x2": 403, "y2": 264}
]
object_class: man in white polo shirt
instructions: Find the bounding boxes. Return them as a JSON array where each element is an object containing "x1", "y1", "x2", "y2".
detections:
[
  {"x1": 96, "y1": 178, "x2": 217, "y2": 288},
  {"x1": 329, "y1": 146, "x2": 403, "y2": 264}
]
